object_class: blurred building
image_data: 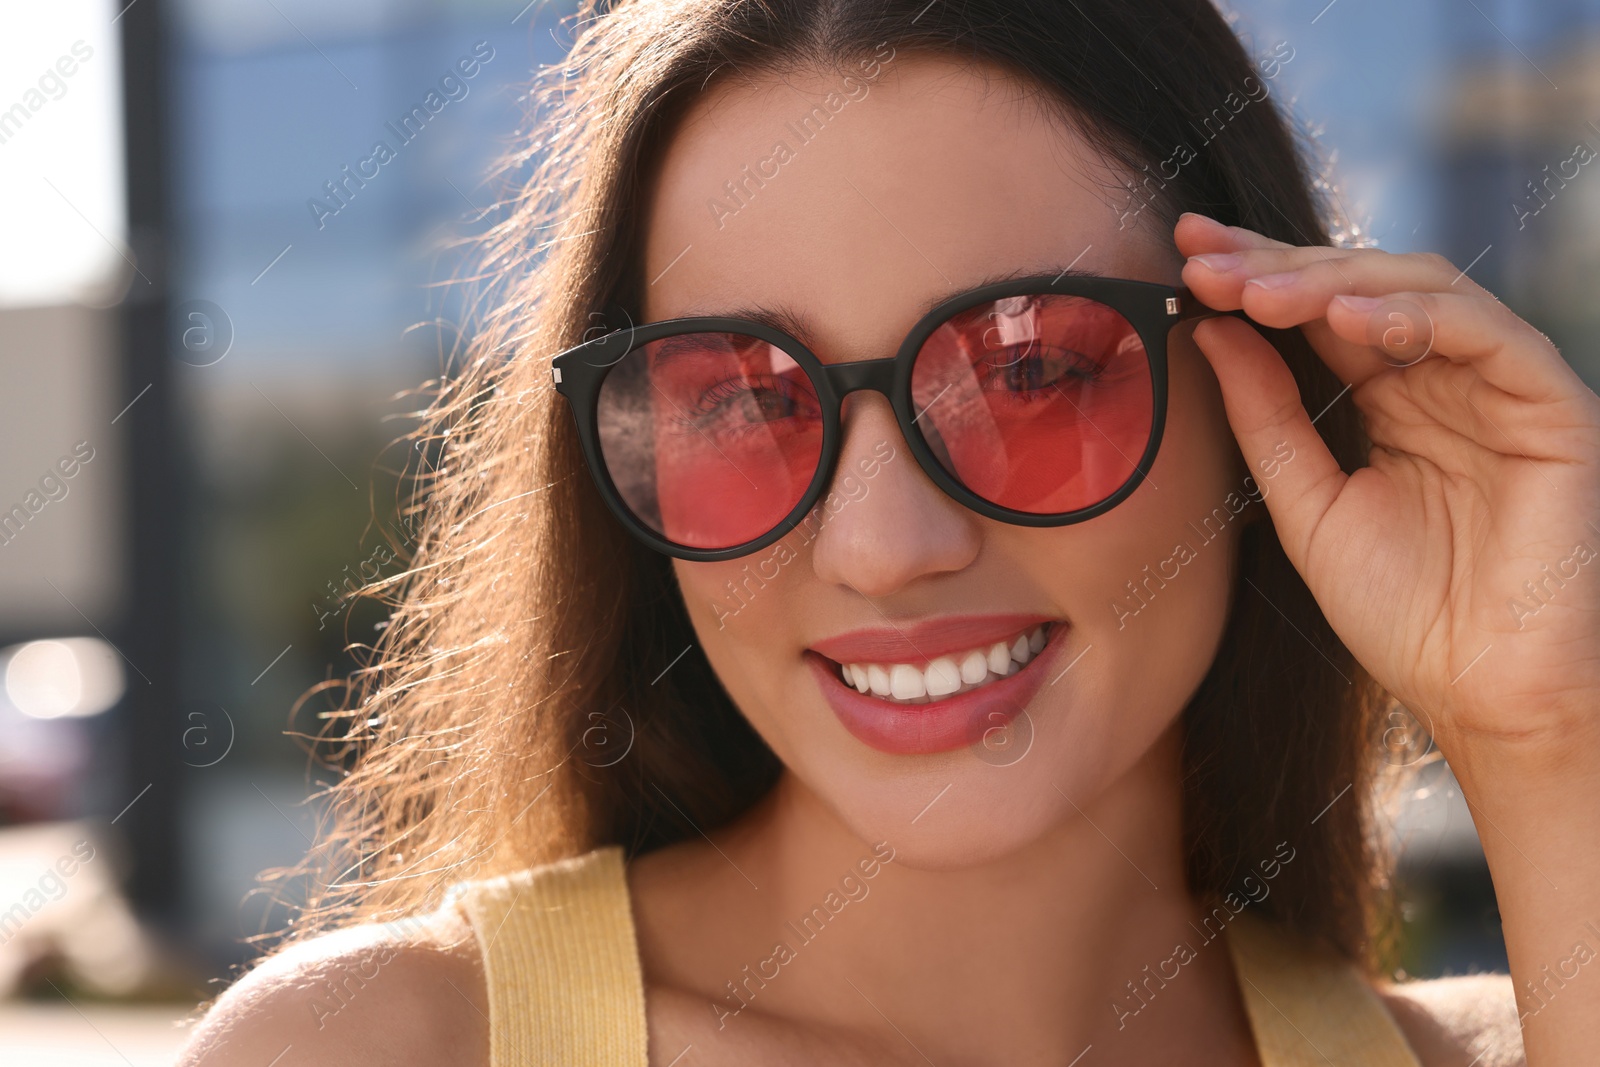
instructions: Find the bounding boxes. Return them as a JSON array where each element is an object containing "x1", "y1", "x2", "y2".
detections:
[
  {"x1": 0, "y1": 1, "x2": 573, "y2": 1007},
  {"x1": 1436, "y1": 15, "x2": 1600, "y2": 386}
]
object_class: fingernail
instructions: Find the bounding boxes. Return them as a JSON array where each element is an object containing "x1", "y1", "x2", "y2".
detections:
[
  {"x1": 1333, "y1": 294, "x2": 1382, "y2": 312},
  {"x1": 1245, "y1": 271, "x2": 1299, "y2": 290},
  {"x1": 1190, "y1": 253, "x2": 1242, "y2": 272},
  {"x1": 1180, "y1": 211, "x2": 1224, "y2": 227}
]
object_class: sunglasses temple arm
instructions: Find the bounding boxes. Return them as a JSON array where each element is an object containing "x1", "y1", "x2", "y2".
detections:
[
  {"x1": 1173, "y1": 287, "x2": 1255, "y2": 328},
  {"x1": 1171, "y1": 286, "x2": 1209, "y2": 322}
]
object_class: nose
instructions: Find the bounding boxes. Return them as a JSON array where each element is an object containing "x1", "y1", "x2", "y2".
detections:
[{"x1": 807, "y1": 391, "x2": 981, "y2": 597}]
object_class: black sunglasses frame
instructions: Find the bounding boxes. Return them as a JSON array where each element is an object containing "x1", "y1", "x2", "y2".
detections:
[{"x1": 552, "y1": 274, "x2": 1217, "y2": 562}]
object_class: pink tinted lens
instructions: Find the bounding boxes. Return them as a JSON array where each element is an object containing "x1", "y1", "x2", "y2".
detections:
[
  {"x1": 909, "y1": 294, "x2": 1154, "y2": 515},
  {"x1": 595, "y1": 332, "x2": 823, "y2": 550}
]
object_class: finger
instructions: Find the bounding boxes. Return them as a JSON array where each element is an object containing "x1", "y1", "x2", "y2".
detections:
[
  {"x1": 1173, "y1": 212, "x2": 1296, "y2": 258},
  {"x1": 1183, "y1": 249, "x2": 1382, "y2": 391},
  {"x1": 1324, "y1": 291, "x2": 1589, "y2": 405},
  {"x1": 1182, "y1": 250, "x2": 1366, "y2": 315},
  {"x1": 1181, "y1": 246, "x2": 1366, "y2": 301},
  {"x1": 1242, "y1": 252, "x2": 1477, "y2": 328},
  {"x1": 1184, "y1": 248, "x2": 1463, "y2": 322},
  {"x1": 1186, "y1": 248, "x2": 1561, "y2": 396},
  {"x1": 1190, "y1": 315, "x2": 1347, "y2": 569}
]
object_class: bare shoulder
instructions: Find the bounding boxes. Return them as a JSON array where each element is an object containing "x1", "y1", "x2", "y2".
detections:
[
  {"x1": 176, "y1": 902, "x2": 488, "y2": 1066},
  {"x1": 1377, "y1": 973, "x2": 1525, "y2": 1067}
]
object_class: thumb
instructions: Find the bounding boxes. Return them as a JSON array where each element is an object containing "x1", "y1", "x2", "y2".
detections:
[{"x1": 1190, "y1": 316, "x2": 1348, "y2": 568}]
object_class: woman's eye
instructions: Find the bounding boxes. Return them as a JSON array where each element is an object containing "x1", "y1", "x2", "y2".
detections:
[
  {"x1": 686, "y1": 376, "x2": 818, "y2": 431},
  {"x1": 741, "y1": 388, "x2": 796, "y2": 421},
  {"x1": 981, "y1": 348, "x2": 1098, "y2": 393}
]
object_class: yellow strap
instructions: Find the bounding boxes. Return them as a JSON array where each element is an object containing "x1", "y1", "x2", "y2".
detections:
[
  {"x1": 451, "y1": 845, "x2": 649, "y2": 1067},
  {"x1": 1226, "y1": 910, "x2": 1423, "y2": 1067}
]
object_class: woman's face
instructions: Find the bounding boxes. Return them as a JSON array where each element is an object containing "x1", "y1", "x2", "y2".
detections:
[{"x1": 641, "y1": 54, "x2": 1248, "y2": 868}]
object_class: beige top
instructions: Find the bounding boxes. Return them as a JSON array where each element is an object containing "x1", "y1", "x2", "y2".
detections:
[{"x1": 448, "y1": 845, "x2": 1423, "y2": 1066}]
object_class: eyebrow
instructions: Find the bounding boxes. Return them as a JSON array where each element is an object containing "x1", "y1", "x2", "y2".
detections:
[{"x1": 674, "y1": 265, "x2": 1101, "y2": 349}]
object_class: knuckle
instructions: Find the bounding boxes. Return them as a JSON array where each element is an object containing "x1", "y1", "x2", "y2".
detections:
[
  {"x1": 1410, "y1": 250, "x2": 1456, "y2": 276},
  {"x1": 1406, "y1": 290, "x2": 1441, "y2": 317},
  {"x1": 1305, "y1": 249, "x2": 1359, "y2": 279},
  {"x1": 1263, "y1": 393, "x2": 1305, "y2": 435},
  {"x1": 1456, "y1": 289, "x2": 1518, "y2": 333}
]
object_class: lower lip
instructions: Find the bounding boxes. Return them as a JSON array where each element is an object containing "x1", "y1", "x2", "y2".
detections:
[{"x1": 805, "y1": 628, "x2": 1068, "y2": 756}]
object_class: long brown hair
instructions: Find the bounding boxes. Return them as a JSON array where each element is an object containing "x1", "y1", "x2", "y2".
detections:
[{"x1": 279, "y1": 0, "x2": 1394, "y2": 972}]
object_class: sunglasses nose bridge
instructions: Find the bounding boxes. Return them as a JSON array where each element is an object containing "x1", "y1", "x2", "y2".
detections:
[{"x1": 819, "y1": 357, "x2": 898, "y2": 401}]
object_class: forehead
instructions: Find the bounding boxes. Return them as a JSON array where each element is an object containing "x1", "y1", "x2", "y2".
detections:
[{"x1": 638, "y1": 53, "x2": 1177, "y2": 354}]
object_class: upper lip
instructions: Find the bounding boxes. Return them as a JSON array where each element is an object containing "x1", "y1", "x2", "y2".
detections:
[{"x1": 807, "y1": 613, "x2": 1061, "y2": 667}]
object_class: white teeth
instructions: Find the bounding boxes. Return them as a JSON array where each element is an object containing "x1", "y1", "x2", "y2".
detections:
[
  {"x1": 889, "y1": 663, "x2": 926, "y2": 700},
  {"x1": 837, "y1": 624, "x2": 1056, "y2": 706},
  {"x1": 867, "y1": 664, "x2": 892, "y2": 697},
  {"x1": 1010, "y1": 635, "x2": 1032, "y2": 667},
  {"x1": 925, "y1": 657, "x2": 962, "y2": 697},
  {"x1": 848, "y1": 663, "x2": 869, "y2": 693}
]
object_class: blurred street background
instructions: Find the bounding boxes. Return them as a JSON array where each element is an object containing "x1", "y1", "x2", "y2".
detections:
[{"x1": 1, "y1": 0, "x2": 1596, "y2": 1060}]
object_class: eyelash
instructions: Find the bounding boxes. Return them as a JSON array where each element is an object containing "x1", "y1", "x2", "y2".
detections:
[
  {"x1": 668, "y1": 374, "x2": 819, "y2": 435},
  {"x1": 975, "y1": 345, "x2": 1111, "y2": 398}
]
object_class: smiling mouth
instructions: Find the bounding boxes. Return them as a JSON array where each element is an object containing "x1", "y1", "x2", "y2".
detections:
[{"x1": 824, "y1": 621, "x2": 1060, "y2": 706}]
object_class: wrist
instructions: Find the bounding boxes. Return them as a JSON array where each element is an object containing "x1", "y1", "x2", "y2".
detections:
[{"x1": 1438, "y1": 710, "x2": 1600, "y2": 803}]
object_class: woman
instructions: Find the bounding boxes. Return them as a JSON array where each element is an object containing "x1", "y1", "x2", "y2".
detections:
[{"x1": 180, "y1": 0, "x2": 1600, "y2": 1063}]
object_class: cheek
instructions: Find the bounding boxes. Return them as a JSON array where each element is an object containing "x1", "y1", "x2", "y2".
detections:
[
  {"x1": 669, "y1": 553, "x2": 809, "y2": 742},
  {"x1": 1110, "y1": 337, "x2": 1240, "y2": 618},
  {"x1": 672, "y1": 547, "x2": 805, "y2": 633}
]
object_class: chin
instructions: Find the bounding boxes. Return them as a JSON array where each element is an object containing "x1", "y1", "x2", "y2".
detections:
[{"x1": 866, "y1": 803, "x2": 1070, "y2": 872}]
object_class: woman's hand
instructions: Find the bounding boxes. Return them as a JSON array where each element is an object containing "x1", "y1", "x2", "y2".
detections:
[
  {"x1": 1175, "y1": 212, "x2": 1600, "y2": 756},
  {"x1": 1176, "y1": 212, "x2": 1600, "y2": 1063}
]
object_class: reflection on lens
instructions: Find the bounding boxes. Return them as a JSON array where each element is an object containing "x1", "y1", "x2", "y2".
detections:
[
  {"x1": 909, "y1": 295, "x2": 1153, "y2": 514},
  {"x1": 596, "y1": 332, "x2": 823, "y2": 549}
]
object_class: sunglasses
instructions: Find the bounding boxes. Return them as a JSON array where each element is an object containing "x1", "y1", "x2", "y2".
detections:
[{"x1": 552, "y1": 273, "x2": 1220, "y2": 561}]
